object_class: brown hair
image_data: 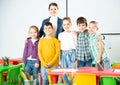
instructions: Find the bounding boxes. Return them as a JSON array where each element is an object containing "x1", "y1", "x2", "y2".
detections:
[
  {"x1": 62, "y1": 17, "x2": 71, "y2": 24},
  {"x1": 48, "y1": 2, "x2": 59, "y2": 10},
  {"x1": 44, "y1": 22, "x2": 53, "y2": 29},
  {"x1": 76, "y1": 17, "x2": 87, "y2": 26}
]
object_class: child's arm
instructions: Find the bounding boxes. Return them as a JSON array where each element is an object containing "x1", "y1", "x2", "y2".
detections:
[
  {"x1": 22, "y1": 41, "x2": 28, "y2": 63},
  {"x1": 97, "y1": 35, "x2": 103, "y2": 63},
  {"x1": 38, "y1": 39, "x2": 47, "y2": 66},
  {"x1": 48, "y1": 39, "x2": 60, "y2": 66}
]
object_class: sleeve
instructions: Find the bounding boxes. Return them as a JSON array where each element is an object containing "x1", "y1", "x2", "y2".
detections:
[
  {"x1": 39, "y1": 21, "x2": 44, "y2": 38},
  {"x1": 49, "y1": 39, "x2": 60, "y2": 65},
  {"x1": 38, "y1": 38, "x2": 47, "y2": 66},
  {"x1": 36, "y1": 43, "x2": 40, "y2": 64},
  {"x1": 22, "y1": 41, "x2": 28, "y2": 63}
]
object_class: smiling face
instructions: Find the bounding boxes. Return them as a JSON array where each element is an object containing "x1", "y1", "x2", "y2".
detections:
[
  {"x1": 49, "y1": 5, "x2": 58, "y2": 16},
  {"x1": 77, "y1": 23, "x2": 87, "y2": 31},
  {"x1": 88, "y1": 23, "x2": 98, "y2": 35},
  {"x1": 62, "y1": 19, "x2": 71, "y2": 32},
  {"x1": 29, "y1": 27, "x2": 38, "y2": 39},
  {"x1": 44, "y1": 25, "x2": 53, "y2": 36}
]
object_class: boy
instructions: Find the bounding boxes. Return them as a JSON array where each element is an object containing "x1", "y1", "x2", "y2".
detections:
[
  {"x1": 76, "y1": 17, "x2": 92, "y2": 67},
  {"x1": 38, "y1": 22, "x2": 60, "y2": 85}
]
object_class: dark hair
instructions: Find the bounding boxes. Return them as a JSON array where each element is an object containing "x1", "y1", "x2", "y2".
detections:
[
  {"x1": 48, "y1": 2, "x2": 59, "y2": 9},
  {"x1": 44, "y1": 22, "x2": 53, "y2": 29},
  {"x1": 62, "y1": 17, "x2": 71, "y2": 24},
  {"x1": 76, "y1": 17, "x2": 87, "y2": 26}
]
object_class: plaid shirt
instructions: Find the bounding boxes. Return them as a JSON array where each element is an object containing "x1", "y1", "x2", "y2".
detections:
[{"x1": 76, "y1": 29, "x2": 91, "y2": 61}]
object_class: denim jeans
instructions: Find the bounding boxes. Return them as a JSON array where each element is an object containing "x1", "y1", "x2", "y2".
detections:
[
  {"x1": 24, "y1": 60, "x2": 40, "y2": 85},
  {"x1": 41, "y1": 66, "x2": 58, "y2": 85},
  {"x1": 77, "y1": 59, "x2": 92, "y2": 68},
  {"x1": 102, "y1": 57, "x2": 111, "y2": 68},
  {"x1": 60, "y1": 49, "x2": 76, "y2": 68}
]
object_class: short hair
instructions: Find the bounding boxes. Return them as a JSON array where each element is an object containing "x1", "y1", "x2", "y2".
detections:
[
  {"x1": 62, "y1": 17, "x2": 71, "y2": 24},
  {"x1": 76, "y1": 17, "x2": 87, "y2": 26},
  {"x1": 44, "y1": 22, "x2": 53, "y2": 29},
  {"x1": 48, "y1": 2, "x2": 59, "y2": 9},
  {"x1": 89, "y1": 21, "x2": 98, "y2": 28}
]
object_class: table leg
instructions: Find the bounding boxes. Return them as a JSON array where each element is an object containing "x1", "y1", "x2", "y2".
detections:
[
  {"x1": 52, "y1": 75, "x2": 58, "y2": 84},
  {"x1": 0, "y1": 73, "x2": 2, "y2": 85}
]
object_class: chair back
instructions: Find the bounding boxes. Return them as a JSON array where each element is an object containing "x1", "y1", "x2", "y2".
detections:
[
  {"x1": 6, "y1": 64, "x2": 22, "y2": 85},
  {"x1": 100, "y1": 76, "x2": 120, "y2": 85},
  {"x1": 73, "y1": 73, "x2": 96, "y2": 85}
]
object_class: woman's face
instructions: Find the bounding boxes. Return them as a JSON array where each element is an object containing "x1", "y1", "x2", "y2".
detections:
[{"x1": 49, "y1": 5, "x2": 58, "y2": 16}]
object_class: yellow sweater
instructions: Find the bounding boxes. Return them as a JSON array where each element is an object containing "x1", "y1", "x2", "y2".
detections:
[{"x1": 38, "y1": 37, "x2": 60, "y2": 66}]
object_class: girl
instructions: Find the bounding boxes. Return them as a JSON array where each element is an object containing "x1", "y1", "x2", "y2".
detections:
[
  {"x1": 22, "y1": 25, "x2": 40, "y2": 85},
  {"x1": 88, "y1": 21, "x2": 111, "y2": 69},
  {"x1": 58, "y1": 17, "x2": 77, "y2": 68}
]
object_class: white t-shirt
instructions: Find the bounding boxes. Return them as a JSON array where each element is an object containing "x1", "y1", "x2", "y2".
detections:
[{"x1": 58, "y1": 31, "x2": 77, "y2": 50}]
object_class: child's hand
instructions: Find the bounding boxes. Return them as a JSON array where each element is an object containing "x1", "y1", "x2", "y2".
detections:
[
  {"x1": 22, "y1": 63, "x2": 25, "y2": 66},
  {"x1": 96, "y1": 59, "x2": 100, "y2": 64},
  {"x1": 73, "y1": 60, "x2": 78, "y2": 69},
  {"x1": 35, "y1": 63, "x2": 39, "y2": 68},
  {"x1": 46, "y1": 63, "x2": 51, "y2": 68}
]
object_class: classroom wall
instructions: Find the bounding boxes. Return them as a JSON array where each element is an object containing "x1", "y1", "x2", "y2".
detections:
[
  {"x1": 0, "y1": 0, "x2": 66, "y2": 58},
  {"x1": 0, "y1": 0, "x2": 120, "y2": 61}
]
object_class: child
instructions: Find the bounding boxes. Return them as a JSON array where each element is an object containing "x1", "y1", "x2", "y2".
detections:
[
  {"x1": 38, "y1": 22, "x2": 60, "y2": 85},
  {"x1": 22, "y1": 25, "x2": 40, "y2": 85},
  {"x1": 88, "y1": 21, "x2": 111, "y2": 69},
  {"x1": 39, "y1": 2, "x2": 63, "y2": 38},
  {"x1": 58, "y1": 17, "x2": 77, "y2": 68},
  {"x1": 76, "y1": 17, "x2": 92, "y2": 68}
]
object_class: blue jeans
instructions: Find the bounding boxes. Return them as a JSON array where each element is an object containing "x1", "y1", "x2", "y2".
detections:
[
  {"x1": 77, "y1": 59, "x2": 92, "y2": 68},
  {"x1": 60, "y1": 49, "x2": 76, "y2": 68},
  {"x1": 41, "y1": 66, "x2": 58, "y2": 85},
  {"x1": 102, "y1": 57, "x2": 111, "y2": 68},
  {"x1": 24, "y1": 60, "x2": 40, "y2": 85}
]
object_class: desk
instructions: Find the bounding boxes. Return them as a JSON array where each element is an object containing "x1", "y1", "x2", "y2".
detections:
[
  {"x1": 0, "y1": 65, "x2": 16, "y2": 85},
  {"x1": 48, "y1": 67, "x2": 120, "y2": 85}
]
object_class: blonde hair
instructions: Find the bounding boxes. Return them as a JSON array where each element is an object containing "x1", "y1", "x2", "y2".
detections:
[
  {"x1": 28, "y1": 25, "x2": 39, "y2": 36},
  {"x1": 62, "y1": 17, "x2": 71, "y2": 24},
  {"x1": 90, "y1": 21, "x2": 98, "y2": 28}
]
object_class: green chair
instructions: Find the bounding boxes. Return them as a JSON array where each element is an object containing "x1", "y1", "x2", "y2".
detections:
[
  {"x1": 6, "y1": 64, "x2": 22, "y2": 85},
  {"x1": 100, "y1": 76, "x2": 120, "y2": 85}
]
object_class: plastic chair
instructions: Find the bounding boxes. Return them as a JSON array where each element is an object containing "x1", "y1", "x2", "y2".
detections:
[
  {"x1": 6, "y1": 64, "x2": 22, "y2": 85},
  {"x1": 100, "y1": 76, "x2": 120, "y2": 85},
  {"x1": 73, "y1": 73, "x2": 96, "y2": 85}
]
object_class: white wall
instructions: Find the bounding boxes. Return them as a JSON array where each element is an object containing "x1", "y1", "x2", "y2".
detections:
[
  {"x1": 0, "y1": 0, "x2": 66, "y2": 58},
  {"x1": 68, "y1": 0, "x2": 120, "y2": 33},
  {"x1": 0, "y1": 0, "x2": 120, "y2": 61},
  {"x1": 68, "y1": 0, "x2": 120, "y2": 61}
]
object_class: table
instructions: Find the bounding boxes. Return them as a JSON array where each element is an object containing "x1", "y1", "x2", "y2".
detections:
[
  {"x1": 48, "y1": 67, "x2": 120, "y2": 85},
  {"x1": 0, "y1": 65, "x2": 16, "y2": 85},
  {"x1": 0, "y1": 58, "x2": 22, "y2": 65}
]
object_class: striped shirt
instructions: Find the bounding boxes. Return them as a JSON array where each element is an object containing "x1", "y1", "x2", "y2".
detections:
[
  {"x1": 89, "y1": 33, "x2": 109, "y2": 61},
  {"x1": 76, "y1": 29, "x2": 91, "y2": 61}
]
